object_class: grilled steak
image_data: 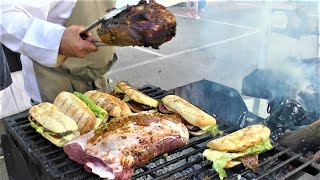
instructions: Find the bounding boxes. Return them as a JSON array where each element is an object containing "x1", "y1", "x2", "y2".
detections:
[
  {"x1": 238, "y1": 154, "x2": 259, "y2": 172},
  {"x1": 63, "y1": 113, "x2": 189, "y2": 179},
  {"x1": 97, "y1": 0, "x2": 176, "y2": 49}
]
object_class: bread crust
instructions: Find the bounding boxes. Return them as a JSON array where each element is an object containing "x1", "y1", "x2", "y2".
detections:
[
  {"x1": 41, "y1": 131, "x2": 79, "y2": 147},
  {"x1": 161, "y1": 95, "x2": 216, "y2": 127},
  {"x1": 207, "y1": 125, "x2": 271, "y2": 152},
  {"x1": 53, "y1": 92, "x2": 96, "y2": 134},
  {"x1": 117, "y1": 81, "x2": 158, "y2": 108},
  {"x1": 29, "y1": 102, "x2": 78, "y2": 133},
  {"x1": 85, "y1": 90, "x2": 131, "y2": 117},
  {"x1": 225, "y1": 161, "x2": 242, "y2": 168}
]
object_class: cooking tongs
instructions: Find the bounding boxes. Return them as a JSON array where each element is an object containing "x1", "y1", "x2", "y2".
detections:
[{"x1": 79, "y1": 6, "x2": 127, "y2": 46}]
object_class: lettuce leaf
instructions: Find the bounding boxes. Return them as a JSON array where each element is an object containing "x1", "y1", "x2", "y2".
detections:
[
  {"x1": 74, "y1": 92, "x2": 109, "y2": 121},
  {"x1": 243, "y1": 139, "x2": 273, "y2": 155},
  {"x1": 30, "y1": 121, "x2": 44, "y2": 133},
  {"x1": 113, "y1": 85, "x2": 124, "y2": 93},
  {"x1": 201, "y1": 124, "x2": 219, "y2": 137},
  {"x1": 123, "y1": 95, "x2": 132, "y2": 102},
  {"x1": 30, "y1": 122, "x2": 56, "y2": 136},
  {"x1": 203, "y1": 139, "x2": 273, "y2": 179},
  {"x1": 203, "y1": 149, "x2": 244, "y2": 180}
]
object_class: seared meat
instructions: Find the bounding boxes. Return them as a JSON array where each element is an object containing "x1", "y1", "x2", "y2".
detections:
[
  {"x1": 97, "y1": 0, "x2": 176, "y2": 49},
  {"x1": 63, "y1": 113, "x2": 189, "y2": 179},
  {"x1": 238, "y1": 154, "x2": 259, "y2": 172}
]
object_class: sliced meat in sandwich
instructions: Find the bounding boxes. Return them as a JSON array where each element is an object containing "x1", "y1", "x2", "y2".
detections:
[
  {"x1": 85, "y1": 90, "x2": 131, "y2": 117},
  {"x1": 112, "y1": 81, "x2": 158, "y2": 113},
  {"x1": 203, "y1": 125, "x2": 273, "y2": 180},
  {"x1": 29, "y1": 102, "x2": 80, "y2": 147},
  {"x1": 54, "y1": 92, "x2": 108, "y2": 134},
  {"x1": 160, "y1": 95, "x2": 219, "y2": 136}
]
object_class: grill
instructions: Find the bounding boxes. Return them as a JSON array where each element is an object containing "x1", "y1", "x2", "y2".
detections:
[{"x1": 2, "y1": 80, "x2": 320, "y2": 180}]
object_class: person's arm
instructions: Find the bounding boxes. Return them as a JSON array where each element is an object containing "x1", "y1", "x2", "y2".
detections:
[
  {"x1": 0, "y1": 0, "x2": 97, "y2": 67},
  {"x1": 0, "y1": 44, "x2": 12, "y2": 91}
]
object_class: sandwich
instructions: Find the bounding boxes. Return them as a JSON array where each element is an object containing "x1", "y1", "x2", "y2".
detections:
[
  {"x1": 160, "y1": 95, "x2": 219, "y2": 136},
  {"x1": 203, "y1": 125, "x2": 273, "y2": 180},
  {"x1": 29, "y1": 102, "x2": 80, "y2": 147},
  {"x1": 54, "y1": 91, "x2": 108, "y2": 134},
  {"x1": 112, "y1": 81, "x2": 159, "y2": 113},
  {"x1": 85, "y1": 90, "x2": 131, "y2": 117}
]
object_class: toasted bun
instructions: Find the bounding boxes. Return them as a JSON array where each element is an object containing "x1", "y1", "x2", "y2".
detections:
[
  {"x1": 29, "y1": 103, "x2": 78, "y2": 133},
  {"x1": 207, "y1": 125, "x2": 271, "y2": 152},
  {"x1": 117, "y1": 81, "x2": 158, "y2": 108},
  {"x1": 41, "y1": 131, "x2": 79, "y2": 147},
  {"x1": 225, "y1": 161, "x2": 242, "y2": 168},
  {"x1": 161, "y1": 95, "x2": 216, "y2": 127},
  {"x1": 85, "y1": 90, "x2": 131, "y2": 117},
  {"x1": 54, "y1": 92, "x2": 96, "y2": 134}
]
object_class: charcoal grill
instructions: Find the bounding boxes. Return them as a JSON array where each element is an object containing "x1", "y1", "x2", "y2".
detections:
[{"x1": 2, "y1": 80, "x2": 320, "y2": 180}]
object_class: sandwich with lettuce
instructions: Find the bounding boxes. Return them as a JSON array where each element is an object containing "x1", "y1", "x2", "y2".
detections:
[
  {"x1": 112, "y1": 81, "x2": 159, "y2": 113},
  {"x1": 29, "y1": 102, "x2": 80, "y2": 147},
  {"x1": 203, "y1": 124, "x2": 273, "y2": 179},
  {"x1": 160, "y1": 95, "x2": 219, "y2": 136},
  {"x1": 54, "y1": 91, "x2": 108, "y2": 134}
]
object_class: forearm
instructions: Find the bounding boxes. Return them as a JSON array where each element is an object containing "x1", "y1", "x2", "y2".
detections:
[{"x1": 0, "y1": 2, "x2": 65, "y2": 67}]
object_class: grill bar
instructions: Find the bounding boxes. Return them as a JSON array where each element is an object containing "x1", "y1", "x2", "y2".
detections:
[
  {"x1": 134, "y1": 146, "x2": 206, "y2": 178},
  {"x1": 178, "y1": 162, "x2": 213, "y2": 180},
  {"x1": 37, "y1": 149, "x2": 63, "y2": 158},
  {"x1": 280, "y1": 160, "x2": 313, "y2": 180},
  {"x1": 154, "y1": 158, "x2": 204, "y2": 180},
  {"x1": 256, "y1": 154, "x2": 301, "y2": 180},
  {"x1": 3, "y1": 84, "x2": 320, "y2": 180}
]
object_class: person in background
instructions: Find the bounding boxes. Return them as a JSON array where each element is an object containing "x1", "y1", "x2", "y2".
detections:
[
  {"x1": 0, "y1": 0, "x2": 117, "y2": 103},
  {"x1": 199, "y1": 0, "x2": 206, "y2": 12},
  {"x1": 186, "y1": 0, "x2": 200, "y2": 20}
]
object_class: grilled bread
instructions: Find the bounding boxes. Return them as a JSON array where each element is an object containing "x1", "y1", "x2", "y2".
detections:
[
  {"x1": 161, "y1": 95, "x2": 216, "y2": 127},
  {"x1": 225, "y1": 161, "x2": 242, "y2": 168},
  {"x1": 85, "y1": 90, "x2": 131, "y2": 117},
  {"x1": 54, "y1": 92, "x2": 97, "y2": 134},
  {"x1": 207, "y1": 125, "x2": 271, "y2": 152},
  {"x1": 29, "y1": 103, "x2": 79, "y2": 147},
  {"x1": 117, "y1": 81, "x2": 158, "y2": 108},
  {"x1": 29, "y1": 103, "x2": 78, "y2": 133}
]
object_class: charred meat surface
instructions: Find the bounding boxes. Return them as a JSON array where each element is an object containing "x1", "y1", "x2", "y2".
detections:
[
  {"x1": 238, "y1": 154, "x2": 259, "y2": 172},
  {"x1": 97, "y1": 0, "x2": 176, "y2": 49},
  {"x1": 63, "y1": 113, "x2": 189, "y2": 179}
]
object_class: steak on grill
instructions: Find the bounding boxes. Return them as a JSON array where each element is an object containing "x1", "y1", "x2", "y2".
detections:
[
  {"x1": 97, "y1": 0, "x2": 176, "y2": 49},
  {"x1": 63, "y1": 113, "x2": 189, "y2": 179}
]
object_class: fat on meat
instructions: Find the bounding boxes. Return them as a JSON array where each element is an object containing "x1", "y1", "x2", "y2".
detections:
[{"x1": 63, "y1": 113, "x2": 189, "y2": 179}]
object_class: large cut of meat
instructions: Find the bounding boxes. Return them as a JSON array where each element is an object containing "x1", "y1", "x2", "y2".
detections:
[
  {"x1": 97, "y1": 0, "x2": 176, "y2": 49},
  {"x1": 63, "y1": 113, "x2": 189, "y2": 179}
]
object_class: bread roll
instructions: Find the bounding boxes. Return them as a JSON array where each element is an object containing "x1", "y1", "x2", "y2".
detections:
[
  {"x1": 29, "y1": 102, "x2": 78, "y2": 133},
  {"x1": 161, "y1": 95, "x2": 216, "y2": 127},
  {"x1": 54, "y1": 92, "x2": 96, "y2": 134},
  {"x1": 225, "y1": 161, "x2": 242, "y2": 168},
  {"x1": 85, "y1": 90, "x2": 131, "y2": 117},
  {"x1": 207, "y1": 125, "x2": 271, "y2": 152},
  {"x1": 41, "y1": 131, "x2": 79, "y2": 147},
  {"x1": 117, "y1": 81, "x2": 158, "y2": 108}
]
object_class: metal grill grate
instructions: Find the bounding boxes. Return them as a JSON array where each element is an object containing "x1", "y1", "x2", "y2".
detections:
[{"x1": 4, "y1": 85, "x2": 320, "y2": 180}]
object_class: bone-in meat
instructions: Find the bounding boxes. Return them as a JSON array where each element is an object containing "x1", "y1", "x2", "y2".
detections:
[
  {"x1": 97, "y1": 0, "x2": 176, "y2": 49},
  {"x1": 63, "y1": 113, "x2": 189, "y2": 179}
]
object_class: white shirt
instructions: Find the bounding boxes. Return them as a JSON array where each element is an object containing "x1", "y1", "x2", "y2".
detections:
[{"x1": 0, "y1": 0, "x2": 184, "y2": 102}]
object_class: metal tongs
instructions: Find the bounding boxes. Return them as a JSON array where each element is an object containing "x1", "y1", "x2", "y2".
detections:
[{"x1": 79, "y1": 6, "x2": 127, "y2": 46}]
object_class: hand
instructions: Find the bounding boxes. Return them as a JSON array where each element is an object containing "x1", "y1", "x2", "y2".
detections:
[{"x1": 58, "y1": 25, "x2": 98, "y2": 58}]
